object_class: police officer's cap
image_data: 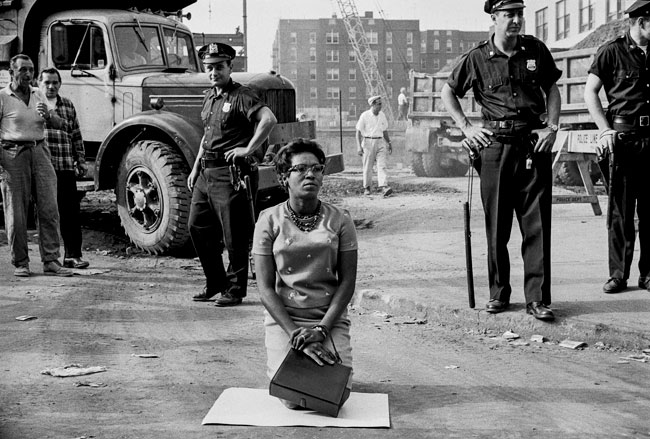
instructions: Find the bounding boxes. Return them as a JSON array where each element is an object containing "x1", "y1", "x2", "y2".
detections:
[
  {"x1": 484, "y1": 0, "x2": 525, "y2": 14},
  {"x1": 626, "y1": 0, "x2": 650, "y2": 18},
  {"x1": 198, "y1": 42, "x2": 236, "y2": 64}
]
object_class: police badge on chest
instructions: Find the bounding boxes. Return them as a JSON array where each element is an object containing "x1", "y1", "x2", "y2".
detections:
[
  {"x1": 526, "y1": 59, "x2": 537, "y2": 71},
  {"x1": 223, "y1": 102, "x2": 231, "y2": 113}
]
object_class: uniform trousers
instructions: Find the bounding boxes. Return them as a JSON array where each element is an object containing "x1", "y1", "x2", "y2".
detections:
[
  {"x1": 188, "y1": 165, "x2": 258, "y2": 297},
  {"x1": 479, "y1": 136, "x2": 552, "y2": 305},
  {"x1": 607, "y1": 125, "x2": 650, "y2": 281},
  {"x1": 55, "y1": 170, "x2": 83, "y2": 259},
  {"x1": 361, "y1": 138, "x2": 388, "y2": 189},
  {"x1": 0, "y1": 141, "x2": 61, "y2": 266}
]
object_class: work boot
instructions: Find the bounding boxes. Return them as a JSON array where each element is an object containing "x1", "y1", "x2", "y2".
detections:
[
  {"x1": 64, "y1": 257, "x2": 90, "y2": 269},
  {"x1": 603, "y1": 277, "x2": 627, "y2": 294},
  {"x1": 363, "y1": 187, "x2": 371, "y2": 196},
  {"x1": 43, "y1": 260, "x2": 73, "y2": 277},
  {"x1": 638, "y1": 276, "x2": 650, "y2": 290},
  {"x1": 14, "y1": 265, "x2": 30, "y2": 277},
  {"x1": 381, "y1": 186, "x2": 393, "y2": 197}
]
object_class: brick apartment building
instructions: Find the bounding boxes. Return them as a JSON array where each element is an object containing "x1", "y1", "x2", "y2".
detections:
[
  {"x1": 419, "y1": 29, "x2": 489, "y2": 73},
  {"x1": 272, "y1": 12, "x2": 419, "y2": 126}
]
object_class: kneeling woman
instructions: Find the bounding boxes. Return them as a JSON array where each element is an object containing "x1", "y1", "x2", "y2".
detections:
[{"x1": 252, "y1": 139, "x2": 358, "y2": 408}]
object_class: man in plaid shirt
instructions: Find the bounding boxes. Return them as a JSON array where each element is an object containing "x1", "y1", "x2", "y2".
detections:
[{"x1": 39, "y1": 67, "x2": 89, "y2": 269}]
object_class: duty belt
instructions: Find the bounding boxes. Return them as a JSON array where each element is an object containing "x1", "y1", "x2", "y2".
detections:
[
  {"x1": 485, "y1": 120, "x2": 534, "y2": 131},
  {"x1": 200, "y1": 150, "x2": 228, "y2": 169},
  {"x1": 1, "y1": 139, "x2": 44, "y2": 148},
  {"x1": 613, "y1": 115, "x2": 650, "y2": 128},
  {"x1": 364, "y1": 136, "x2": 383, "y2": 139}
]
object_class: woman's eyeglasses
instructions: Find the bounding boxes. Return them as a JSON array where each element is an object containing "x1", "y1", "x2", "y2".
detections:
[{"x1": 287, "y1": 164, "x2": 326, "y2": 175}]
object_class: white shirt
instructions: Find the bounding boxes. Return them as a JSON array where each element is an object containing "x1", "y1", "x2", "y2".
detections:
[
  {"x1": 356, "y1": 109, "x2": 388, "y2": 138},
  {"x1": 398, "y1": 92, "x2": 408, "y2": 106}
]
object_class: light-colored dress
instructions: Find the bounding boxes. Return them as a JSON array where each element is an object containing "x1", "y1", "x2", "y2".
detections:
[{"x1": 252, "y1": 201, "x2": 358, "y2": 387}]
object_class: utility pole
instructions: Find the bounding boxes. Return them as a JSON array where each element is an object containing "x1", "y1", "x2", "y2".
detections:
[{"x1": 243, "y1": 0, "x2": 248, "y2": 71}]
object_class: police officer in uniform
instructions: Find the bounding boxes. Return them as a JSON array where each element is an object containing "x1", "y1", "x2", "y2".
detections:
[
  {"x1": 441, "y1": 0, "x2": 561, "y2": 321},
  {"x1": 188, "y1": 43, "x2": 277, "y2": 306},
  {"x1": 585, "y1": 0, "x2": 650, "y2": 294}
]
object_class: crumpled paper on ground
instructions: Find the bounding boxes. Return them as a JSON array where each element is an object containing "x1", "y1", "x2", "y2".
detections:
[{"x1": 41, "y1": 364, "x2": 107, "y2": 377}]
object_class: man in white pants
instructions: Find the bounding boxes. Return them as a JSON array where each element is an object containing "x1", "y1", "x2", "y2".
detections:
[{"x1": 356, "y1": 95, "x2": 393, "y2": 197}]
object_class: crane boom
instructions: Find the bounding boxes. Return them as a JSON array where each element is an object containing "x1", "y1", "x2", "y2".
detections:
[{"x1": 334, "y1": 0, "x2": 394, "y2": 121}]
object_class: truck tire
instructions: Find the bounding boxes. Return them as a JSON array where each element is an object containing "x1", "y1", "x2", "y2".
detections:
[
  {"x1": 555, "y1": 162, "x2": 600, "y2": 186},
  {"x1": 115, "y1": 140, "x2": 191, "y2": 254},
  {"x1": 446, "y1": 160, "x2": 468, "y2": 177},
  {"x1": 412, "y1": 152, "x2": 427, "y2": 177},
  {"x1": 422, "y1": 150, "x2": 445, "y2": 177}
]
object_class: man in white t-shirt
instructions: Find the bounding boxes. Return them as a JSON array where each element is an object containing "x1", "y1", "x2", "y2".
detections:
[
  {"x1": 397, "y1": 87, "x2": 409, "y2": 120},
  {"x1": 356, "y1": 96, "x2": 393, "y2": 197}
]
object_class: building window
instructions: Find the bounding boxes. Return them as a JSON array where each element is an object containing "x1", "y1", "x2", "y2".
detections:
[
  {"x1": 446, "y1": 30, "x2": 452, "y2": 36},
  {"x1": 420, "y1": 58, "x2": 426, "y2": 68},
  {"x1": 386, "y1": 47, "x2": 393, "y2": 62},
  {"x1": 372, "y1": 50, "x2": 379, "y2": 62},
  {"x1": 310, "y1": 87, "x2": 317, "y2": 99},
  {"x1": 289, "y1": 47, "x2": 297, "y2": 62},
  {"x1": 579, "y1": 0, "x2": 594, "y2": 33},
  {"x1": 366, "y1": 31, "x2": 378, "y2": 44},
  {"x1": 434, "y1": 58, "x2": 440, "y2": 70},
  {"x1": 309, "y1": 47, "x2": 316, "y2": 62},
  {"x1": 386, "y1": 32, "x2": 392, "y2": 44},
  {"x1": 607, "y1": 0, "x2": 623, "y2": 22},
  {"x1": 326, "y1": 31, "x2": 339, "y2": 44},
  {"x1": 310, "y1": 68, "x2": 317, "y2": 80},
  {"x1": 349, "y1": 68, "x2": 356, "y2": 80},
  {"x1": 326, "y1": 68, "x2": 339, "y2": 80},
  {"x1": 386, "y1": 68, "x2": 392, "y2": 81},
  {"x1": 349, "y1": 50, "x2": 356, "y2": 62},
  {"x1": 434, "y1": 39, "x2": 440, "y2": 52},
  {"x1": 309, "y1": 32, "x2": 317, "y2": 44},
  {"x1": 326, "y1": 49, "x2": 339, "y2": 62},
  {"x1": 446, "y1": 39, "x2": 452, "y2": 53},
  {"x1": 421, "y1": 41, "x2": 427, "y2": 53},
  {"x1": 407, "y1": 32, "x2": 413, "y2": 45},
  {"x1": 368, "y1": 18, "x2": 375, "y2": 26},
  {"x1": 406, "y1": 48, "x2": 413, "y2": 63},
  {"x1": 349, "y1": 86, "x2": 356, "y2": 99},
  {"x1": 290, "y1": 32, "x2": 297, "y2": 44},
  {"x1": 329, "y1": 18, "x2": 336, "y2": 25},
  {"x1": 326, "y1": 87, "x2": 340, "y2": 99},
  {"x1": 349, "y1": 103, "x2": 357, "y2": 117},
  {"x1": 459, "y1": 41, "x2": 464, "y2": 52},
  {"x1": 536, "y1": 8, "x2": 548, "y2": 42},
  {"x1": 556, "y1": 0, "x2": 570, "y2": 40},
  {"x1": 386, "y1": 86, "x2": 393, "y2": 98},
  {"x1": 434, "y1": 30, "x2": 439, "y2": 36}
]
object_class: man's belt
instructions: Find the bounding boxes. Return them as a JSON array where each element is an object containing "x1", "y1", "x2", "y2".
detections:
[
  {"x1": 613, "y1": 115, "x2": 650, "y2": 128},
  {"x1": 485, "y1": 120, "x2": 535, "y2": 131},
  {"x1": 364, "y1": 136, "x2": 383, "y2": 139},
  {"x1": 1, "y1": 139, "x2": 44, "y2": 148},
  {"x1": 200, "y1": 157, "x2": 229, "y2": 169}
]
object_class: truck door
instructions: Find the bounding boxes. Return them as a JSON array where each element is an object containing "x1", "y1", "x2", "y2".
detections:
[{"x1": 48, "y1": 21, "x2": 114, "y2": 154}]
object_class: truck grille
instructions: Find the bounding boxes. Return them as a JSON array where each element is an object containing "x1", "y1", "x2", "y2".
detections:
[{"x1": 263, "y1": 89, "x2": 296, "y2": 124}]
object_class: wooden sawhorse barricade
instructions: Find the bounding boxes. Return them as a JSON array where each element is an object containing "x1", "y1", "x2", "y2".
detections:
[{"x1": 551, "y1": 130, "x2": 603, "y2": 216}]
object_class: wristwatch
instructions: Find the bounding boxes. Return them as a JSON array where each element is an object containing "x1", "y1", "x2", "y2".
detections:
[{"x1": 547, "y1": 123, "x2": 559, "y2": 133}]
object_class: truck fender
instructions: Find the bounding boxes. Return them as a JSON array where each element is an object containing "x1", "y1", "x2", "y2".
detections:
[
  {"x1": 95, "y1": 110, "x2": 202, "y2": 190},
  {"x1": 405, "y1": 126, "x2": 436, "y2": 153}
]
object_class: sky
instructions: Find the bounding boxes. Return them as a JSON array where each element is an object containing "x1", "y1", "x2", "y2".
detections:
[{"x1": 185, "y1": 0, "x2": 489, "y2": 71}]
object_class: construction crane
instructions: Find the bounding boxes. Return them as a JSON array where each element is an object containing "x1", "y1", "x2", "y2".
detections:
[{"x1": 334, "y1": 0, "x2": 394, "y2": 121}]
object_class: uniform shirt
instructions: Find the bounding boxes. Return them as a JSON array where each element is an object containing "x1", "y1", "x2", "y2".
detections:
[
  {"x1": 588, "y1": 31, "x2": 650, "y2": 117},
  {"x1": 0, "y1": 85, "x2": 47, "y2": 142},
  {"x1": 447, "y1": 34, "x2": 562, "y2": 122},
  {"x1": 356, "y1": 109, "x2": 388, "y2": 137},
  {"x1": 44, "y1": 95, "x2": 85, "y2": 171},
  {"x1": 200, "y1": 79, "x2": 265, "y2": 152},
  {"x1": 252, "y1": 202, "x2": 358, "y2": 310}
]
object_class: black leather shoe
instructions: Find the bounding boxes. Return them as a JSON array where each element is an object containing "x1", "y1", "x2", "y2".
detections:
[
  {"x1": 603, "y1": 278, "x2": 627, "y2": 294},
  {"x1": 638, "y1": 276, "x2": 650, "y2": 290},
  {"x1": 214, "y1": 291, "x2": 243, "y2": 307},
  {"x1": 526, "y1": 302, "x2": 555, "y2": 321},
  {"x1": 485, "y1": 299, "x2": 509, "y2": 314},
  {"x1": 192, "y1": 287, "x2": 219, "y2": 302}
]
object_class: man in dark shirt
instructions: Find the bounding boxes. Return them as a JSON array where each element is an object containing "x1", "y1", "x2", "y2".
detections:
[
  {"x1": 441, "y1": 0, "x2": 561, "y2": 321},
  {"x1": 584, "y1": 0, "x2": 650, "y2": 294},
  {"x1": 39, "y1": 67, "x2": 89, "y2": 270},
  {"x1": 187, "y1": 43, "x2": 277, "y2": 306}
]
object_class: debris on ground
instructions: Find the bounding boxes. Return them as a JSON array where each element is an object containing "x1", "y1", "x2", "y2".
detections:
[
  {"x1": 444, "y1": 365, "x2": 459, "y2": 369},
  {"x1": 619, "y1": 354, "x2": 650, "y2": 363},
  {"x1": 41, "y1": 364, "x2": 107, "y2": 377},
  {"x1": 73, "y1": 382, "x2": 107, "y2": 387},
  {"x1": 502, "y1": 331, "x2": 520, "y2": 340},
  {"x1": 559, "y1": 340, "x2": 587, "y2": 350},
  {"x1": 509, "y1": 340, "x2": 530, "y2": 347},
  {"x1": 643, "y1": 349, "x2": 650, "y2": 354},
  {"x1": 180, "y1": 265, "x2": 202, "y2": 270},
  {"x1": 15, "y1": 315, "x2": 37, "y2": 321},
  {"x1": 72, "y1": 269, "x2": 110, "y2": 276},
  {"x1": 392, "y1": 317, "x2": 427, "y2": 325},
  {"x1": 132, "y1": 354, "x2": 159, "y2": 358},
  {"x1": 530, "y1": 335, "x2": 547, "y2": 343}
]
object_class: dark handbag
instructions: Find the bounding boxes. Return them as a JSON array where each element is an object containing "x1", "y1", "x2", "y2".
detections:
[{"x1": 269, "y1": 337, "x2": 352, "y2": 417}]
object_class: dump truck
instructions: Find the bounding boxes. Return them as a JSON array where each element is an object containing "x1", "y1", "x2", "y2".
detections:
[
  {"x1": 0, "y1": 0, "x2": 342, "y2": 254},
  {"x1": 405, "y1": 46, "x2": 607, "y2": 183}
]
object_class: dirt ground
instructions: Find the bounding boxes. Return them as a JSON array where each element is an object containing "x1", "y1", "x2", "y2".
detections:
[{"x1": 2, "y1": 169, "x2": 649, "y2": 438}]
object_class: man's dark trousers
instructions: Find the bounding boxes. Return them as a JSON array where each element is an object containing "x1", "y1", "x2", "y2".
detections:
[
  {"x1": 55, "y1": 170, "x2": 83, "y2": 259},
  {"x1": 479, "y1": 136, "x2": 553, "y2": 305},
  {"x1": 188, "y1": 165, "x2": 258, "y2": 297},
  {"x1": 607, "y1": 126, "x2": 650, "y2": 281}
]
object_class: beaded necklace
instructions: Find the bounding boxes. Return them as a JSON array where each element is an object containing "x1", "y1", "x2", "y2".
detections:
[{"x1": 287, "y1": 200, "x2": 321, "y2": 232}]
